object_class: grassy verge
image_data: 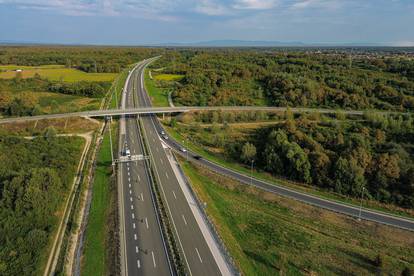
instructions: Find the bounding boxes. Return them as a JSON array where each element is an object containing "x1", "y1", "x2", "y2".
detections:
[
  {"x1": 180, "y1": 160, "x2": 414, "y2": 275},
  {"x1": 144, "y1": 68, "x2": 170, "y2": 107},
  {"x1": 81, "y1": 127, "x2": 114, "y2": 275},
  {"x1": 163, "y1": 123, "x2": 414, "y2": 218}
]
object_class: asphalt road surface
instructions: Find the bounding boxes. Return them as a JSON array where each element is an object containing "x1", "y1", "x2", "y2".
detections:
[
  {"x1": 118, "y1": 62, "x2": 172, "y2": 276},
  {"x1": 135, "y1": 61, "x2": 223, "y2": 276}
]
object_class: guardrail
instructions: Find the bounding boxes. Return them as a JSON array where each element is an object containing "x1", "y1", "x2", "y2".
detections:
[{"x1": 171, "y1": 153, "x2": 240, "y2": 276}]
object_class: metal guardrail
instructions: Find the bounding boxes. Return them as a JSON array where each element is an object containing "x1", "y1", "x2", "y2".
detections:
[{"x1": 170, "y1": 152, "x2": 241, "y2": 276}]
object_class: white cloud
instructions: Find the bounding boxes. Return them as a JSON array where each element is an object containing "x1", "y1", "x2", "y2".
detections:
[
  {"x1": 195, "y1": 0, "x2": 230, "y2": 15},
  {"x1": 291, "y1": 0, "x2": 341, "y2": 10},
  {"x1": 233, "y1": 0, "x2": 278, "y2": 10}
]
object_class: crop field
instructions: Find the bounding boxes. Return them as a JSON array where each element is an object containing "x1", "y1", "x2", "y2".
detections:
[
  {"x1": 0, "y1": 65, "x2": 117, "y2": 82},
  {"x1": 153, "y1": 73, "x2": 184, "y2": 81},
  {"x1": 181, "y1": 160, "x2": 414, "y2": 275},
  {"x1": 144, "y1": 69, "x2": 170, "y2": 106}
]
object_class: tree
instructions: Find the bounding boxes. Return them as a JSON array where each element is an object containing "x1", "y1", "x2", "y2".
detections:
[{"x1": 241, "y1": 142, "x2": 257, "y2": 164}]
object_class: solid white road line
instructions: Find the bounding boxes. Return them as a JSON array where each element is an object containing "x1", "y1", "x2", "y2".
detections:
[
  {"x1": 182, "y1": 214, "x2": 187, "y2": 225},
  {"x1": 145, "y1": 217, "x2": 149, "y2": 229},
  {"x1": 195, "y1": 248, "x2": 203, "y2": 263},
  {"x1": 151, "y1": 251, "x2": 156, "y2": 268},
  {"x1": 137, "y1": 260, "x2": 141, "y2": 268},
  {"x1": 172, "y1": 191, "x2": 177, "y2": 199}
]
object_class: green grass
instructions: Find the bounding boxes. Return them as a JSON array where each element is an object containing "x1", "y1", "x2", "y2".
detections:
[
  {"x1": 181, "y1": 160, "x2": 414, "y2": 275},
  {"x1": 0, "y1": 65, "x2": 117, "y2": 82},
  {"x1": 110, "y1": 65, "x2": 134, "y2": 109},
  {"x1": 153, "y1": 73, "x2": 184, "y2": 81},
  {"x1": 81, "y1": 129, "x2": 113, "y2": 275},
  {"x1": 163, "y1": 123, "x2": 414, "y2": 219},
  {"x1": 0, "y1": 64, "x2": 65, "y2": 70},
  {"x1": 144, "y1": 69, "x2": 170, "y2": 107}
]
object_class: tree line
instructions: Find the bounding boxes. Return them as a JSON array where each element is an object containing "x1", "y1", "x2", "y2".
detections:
[
  {"x1": 0, "y1": 46, "x2": 161, "y2": 73},
  {"x1": 0, "y1": 133, "x2": 82, "y2": 275}
]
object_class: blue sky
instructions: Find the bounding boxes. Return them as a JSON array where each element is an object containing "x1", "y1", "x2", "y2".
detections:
[{"x1": 0, "y1": 0, "x2": 413, "y2": 45}]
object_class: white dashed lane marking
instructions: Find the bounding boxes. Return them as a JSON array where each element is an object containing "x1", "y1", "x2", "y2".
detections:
[
  {"x1": 165, "y1": 172, "x2": 169, "y2": 179},
  {"x1": 137, "y1": 260, "x2": 141, "y2": 268},
  {"x1": 151, "y1": 251, "x2": 156, "y2": 268},
  {"x1": 136, "y1": 246, "x2": 139, "y2": 253},
  {"x1": 145, "y1": 217, "x2": 149, "y2": 229},
  {"x1": 132, "y1": 213, "x2": 135, "y2": 219},
  {"x1": 195, "y1": 248, "x2": 203, "y2": 263},
  {"x1": 182, "y1": 214, "x2": 187, "y2": 225},
  {"x1": 172, "y1": 191, "x2": 177, "y2": 199},
  {"x1": 134, "y1": 234, "x2": 137, "y2": 240}
]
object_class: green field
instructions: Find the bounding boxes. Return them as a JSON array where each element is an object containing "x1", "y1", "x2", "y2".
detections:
[
  {"x1": 144, "y1": 69, "x2": 173, "y2": 107},
  {"x1": 0, "y1": 65, "x2": 117, "y2": 82},
  {"x1": 181, "y1": 160, "x2": 414, "y2": 275},
  {"x1": 153, "y1": 73, "x2": 184, "y2": 81},
  {"x1": 110, "y1": 65, "x2": 134, "y2": 109},
  {"x1": 81, "y1": 128, "x2": 113, "y2": 275}
]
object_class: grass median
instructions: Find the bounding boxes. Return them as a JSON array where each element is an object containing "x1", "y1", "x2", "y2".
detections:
[{"x1": 81, "y1": 129, "x2": 112, "y2": 275}]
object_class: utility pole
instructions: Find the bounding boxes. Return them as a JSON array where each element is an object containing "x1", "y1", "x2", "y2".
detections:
[
  {"x1": 108, "y1": 116, "x2": 115, "y2": 170},
  {"x1": 250, "y1": 160, "x2": 254, "y2": 186},
  {"x1": 358, "y1": 186, "x2": 365, "y2": 221}
]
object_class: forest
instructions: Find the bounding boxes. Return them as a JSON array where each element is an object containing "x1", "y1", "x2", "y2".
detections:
[
  {"x1": 174, "y1": 110, "x2": 414, "y2": 208},
  {"x1": 150, "y1": 50, "x2": 414, "y2": 111},
  {"x1": 0, "y1": 132, "x2": 83, "y2": 275},
  {"x1": 0, "y1": 46, "x2": 161, "y2": 73}
]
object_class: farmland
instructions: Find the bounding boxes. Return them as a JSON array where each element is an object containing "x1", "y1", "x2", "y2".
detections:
[{"x1": 0, "y1": 65, "x2": 117, "y2": 82}]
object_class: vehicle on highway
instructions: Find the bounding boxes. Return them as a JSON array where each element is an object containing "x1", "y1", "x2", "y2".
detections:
[
  {"x1": 180, "y1": 147, "x2": 187, "y2": 153},
  {"x1": 193, "y1": 155, "x2": 202, "y2": 160},
  {"x1": 124, "y1": 148, "x2": 131, "y2": 157},
  {"x1": 160, "y1": 130, "x2": 165, "y2": 135},
  {"x1": 162, "y1": 135, "x2": 169, "y2": 140}
]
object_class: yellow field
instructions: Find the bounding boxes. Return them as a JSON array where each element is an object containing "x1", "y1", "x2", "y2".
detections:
[
  {"x1": 153, "y1": 73, "x2": 184, "y2": 81},
  {"x1": 0, "y1": 65, "x2": 117, "y2": 82}
]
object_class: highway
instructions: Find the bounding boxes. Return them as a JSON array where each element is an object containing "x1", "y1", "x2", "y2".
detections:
[
  {"x1": 135, "y1": 61, "x2": 225, "y2": 275},
  {"x1": 118, "y1": 62, "x2": 172, "y2": 276}
]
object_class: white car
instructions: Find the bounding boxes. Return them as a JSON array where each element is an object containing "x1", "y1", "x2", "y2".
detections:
[
  {"x1": 160, "y1": 130, "x2": 165, "y2": 135},
  {"x1": 180, "y1": 147, "x2": 187, "y2": 153},
  {"x1": 125, "y1": 148, "x2": 131, "y2": 157},
  {"x1": 162, "y1": 135, "x2": 168, "y2": 140}
]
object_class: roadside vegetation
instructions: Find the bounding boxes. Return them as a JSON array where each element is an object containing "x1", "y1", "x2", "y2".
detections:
[
  {"x1": 164, "y1": 109, "x2": 414, "y2": 215},
  {"x1": 180, "y1": 159, "x2": 414, "y2": 275},
  {"x1": 144, "y1": 68, "x2": 178, "y2": 106},
  {"x1": 0, "y1": 131, "x2": 84, "y2": 275},
  {"x1": 81, "y1": 126, "x2": 115, "y2": 275}
]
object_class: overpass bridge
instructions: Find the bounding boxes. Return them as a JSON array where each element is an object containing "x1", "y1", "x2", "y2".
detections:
[{"x1": 0, "y1": 105, "x2": 397, "y2": 124}]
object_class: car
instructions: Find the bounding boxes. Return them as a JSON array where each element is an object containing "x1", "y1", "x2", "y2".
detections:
[
  {"x1": 160, "y1": 130, "x2": 165, "y2": 135},
  {"x1": 193, "y1": 155, "x2": 202, "y2": 160},
  {"x1": 162, "y1": 135, "x2": 168, "y2": 140},
  {"x1": 125, "y1": 148, "x2": 131, "y2": 156},
  {"x1": 180, "y1": 147, "x2": 187, "y2": 153}
]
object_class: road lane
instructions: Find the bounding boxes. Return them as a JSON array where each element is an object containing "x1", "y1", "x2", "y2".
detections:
[{"x1": 119, "y1": 63, "x2": 172, "y2": 276}]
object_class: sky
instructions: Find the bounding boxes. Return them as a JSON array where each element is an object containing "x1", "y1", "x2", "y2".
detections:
[{"x1": 0, "y1": 0, "x2": 413, "y2": 45}]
